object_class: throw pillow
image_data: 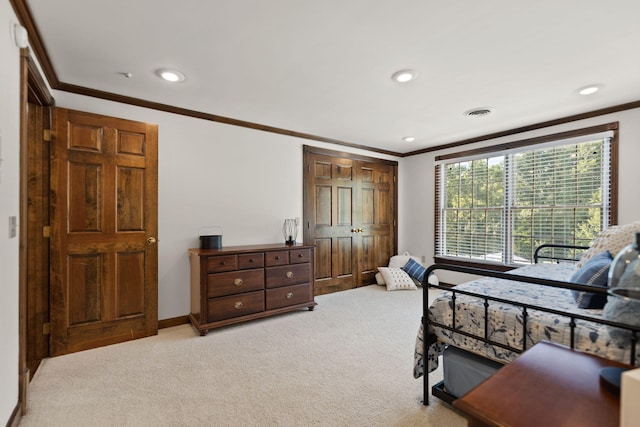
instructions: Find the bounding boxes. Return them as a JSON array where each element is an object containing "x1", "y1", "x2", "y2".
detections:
[
  {"x1": 378, "y1": 267, "x2": 417, "y2": 291},
  {"x1": 577, "y1": 221, "x2": 640, "y2": 268},
  {"x1": 388, "y1": 251, "x2": 422, "y2": 269},
  {"x1": 571, "y1": 250, "x2": 612, "y2": 309},
  {"x1": 402, "y1": 258, "x2": 426, "y2": 283},
  {"x1": 375, "y1": 272, "x2": 386, "y2": 286}
]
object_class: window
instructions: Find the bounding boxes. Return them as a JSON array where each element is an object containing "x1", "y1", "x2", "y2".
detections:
[{"x1": 435, "y1": 124, "x2": 618, "y2": 265}]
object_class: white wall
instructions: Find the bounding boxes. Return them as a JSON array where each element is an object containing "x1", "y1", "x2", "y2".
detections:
[
  {"x1": 50, "y1": 91, "x2": 401, "y2": 320},
  {"x1": 401, "y1": 108, "x2": 640, "y2": 272},
  {"x1": 0, "y1": 3, "x2": 23, "y2": 423},
  {"x1": 3, "y1": 8, "x2": 638, "y2": 425}
]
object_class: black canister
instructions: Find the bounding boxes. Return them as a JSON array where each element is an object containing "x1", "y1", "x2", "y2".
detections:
[{"x1": 199, "y1": 226, "x2": 223, "y2": 249}]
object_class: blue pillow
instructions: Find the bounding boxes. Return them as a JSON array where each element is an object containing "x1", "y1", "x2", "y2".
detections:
[
  {"x1": 570, "y1": 250, "x2": 612, "y2": 309},
  {"x1": 402, "y1": 258, "x2": 426, "y2": 283}
]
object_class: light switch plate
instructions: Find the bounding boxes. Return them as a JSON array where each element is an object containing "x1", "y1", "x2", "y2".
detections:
[
  {"x1": 9, "y1": 216, "x2": 17, "y2": 238},
  {"x1": 0, "y1": 128, "x2": 3, "y2": 184}
]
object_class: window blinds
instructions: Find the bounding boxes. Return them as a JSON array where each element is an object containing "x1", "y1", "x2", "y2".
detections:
[{"x1": 435, "y1": 127, "x2": 615, "y2": 265}]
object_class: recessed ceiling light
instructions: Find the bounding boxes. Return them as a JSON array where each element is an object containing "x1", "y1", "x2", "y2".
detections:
[
  {"x1": 578, "y1": 85, "x2": 601, "y2": 95},
  {"x1": 156, "y1": 68, "x2": 186, "y2": 83},
  {"x1": 402, "y1": 136, "x2": 415, "y2": 142},
  {"x1": 391, "y1": 69, "x2": 418, "y2": 83},
  {"x1": 464, "y1": 107, "x2": 493, "y2": 117}
]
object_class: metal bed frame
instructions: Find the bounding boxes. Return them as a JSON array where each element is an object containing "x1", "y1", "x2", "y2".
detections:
[{"x1": 421, "y1": 246, "x2": 640, "y2": 406}]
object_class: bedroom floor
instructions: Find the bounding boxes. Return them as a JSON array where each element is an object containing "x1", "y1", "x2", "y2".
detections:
[{"x1": 20, "y1": 286, "x2": 464, "y2": 426}]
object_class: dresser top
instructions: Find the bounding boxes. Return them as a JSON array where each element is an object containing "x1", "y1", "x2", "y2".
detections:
[{"x1": 189, "y1": 243, "x2": 313, "y2": 256}]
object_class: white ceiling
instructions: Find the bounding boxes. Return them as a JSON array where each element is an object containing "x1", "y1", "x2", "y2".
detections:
[{"x1": 24, "y1": 0, "x2": 640, "y2": 154}]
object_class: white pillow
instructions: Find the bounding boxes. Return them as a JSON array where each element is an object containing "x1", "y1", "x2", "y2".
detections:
[
  {"x1": 388, "y1": 251, "x2": 422, "y2": 269},
  {"x1": 378, "y1": 267, "x2": 417, "y2": 291},
  {"x1": 375, "y1": 272, "x2": 386, "y2": 286}
]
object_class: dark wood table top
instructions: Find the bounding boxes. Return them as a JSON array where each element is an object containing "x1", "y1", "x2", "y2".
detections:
[{"x1": 453, "y1": 340, "x2": 631, "y2": 427}]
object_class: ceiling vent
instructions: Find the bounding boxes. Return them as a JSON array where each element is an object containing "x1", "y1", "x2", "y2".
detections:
[{"x1": 465, "y1": 107, "x2": 493, "y2": 117}]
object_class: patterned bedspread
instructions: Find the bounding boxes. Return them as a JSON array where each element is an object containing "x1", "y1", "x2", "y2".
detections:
[{"x1": 413, "y1": 263, "x2": 638, "y2": 378}]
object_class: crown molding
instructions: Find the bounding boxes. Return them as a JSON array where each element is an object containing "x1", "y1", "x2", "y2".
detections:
[{"x1": 11, "y1": 0, "x2": 640, "y2": 158}]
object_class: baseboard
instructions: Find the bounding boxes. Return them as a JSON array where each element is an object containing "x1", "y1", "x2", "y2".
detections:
[
  {"x1": 158, "y1": 315, "x2": 189, "y2": 329},
  {"x1": 6, "y1": 402, "x2": 21, "y2": 427}
]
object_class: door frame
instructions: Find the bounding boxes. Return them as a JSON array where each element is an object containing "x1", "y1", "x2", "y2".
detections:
[
  {"x1": 302, "y1": 145, "x2": 398, "y2": 291},
  {"x1": 19, "y1": 49, "x2": 55, "y2": 414}
]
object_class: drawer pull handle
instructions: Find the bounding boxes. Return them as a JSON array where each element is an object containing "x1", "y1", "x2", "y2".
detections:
[
  {"x1": 249, "y1": 259, "x2": 254, "y2": 263},
  {"x1": 220, "y1": 261, "x2": 226, "y2": 265},
  {"x1": 275, "y1": 256, "x2": 281, "y2": 260},
  {"x1": 234, "y1": 301, "x2": 244, "y2": 309},
  {"x1": 234, "y1": 278, "x2": 243, "y2": 286},
  {"x1": 298, "y1": 254, "x2": 303, "y2": 258},
  {"x1": 286, "y1": 292, "x2": 294, "y2": 299},
  {"x1": 286, "y1": 271, "x2": 294, "y2": 278}
]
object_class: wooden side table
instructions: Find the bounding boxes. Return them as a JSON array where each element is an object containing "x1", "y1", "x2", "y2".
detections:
[{"x1": 453, "y1": 341, "x2": 631, "y2": 427}]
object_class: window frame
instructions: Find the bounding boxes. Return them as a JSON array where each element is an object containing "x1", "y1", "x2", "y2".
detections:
[{"x1": 433, "y1": 122, "x2": 619, "y2": 270}]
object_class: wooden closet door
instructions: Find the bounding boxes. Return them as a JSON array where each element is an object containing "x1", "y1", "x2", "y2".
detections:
[
  {"x1": 305, "y1": 153, "x2": 358, "y2": 294},
  {"x1": 356, "y1": 160, "x2": 394, "y2": 286},
  {"x1": 304, "y1": 147, "x2": 397, "y2": 295},
  {"x1": 49, "y1": 108, "x2": 158, "y2": 356}
]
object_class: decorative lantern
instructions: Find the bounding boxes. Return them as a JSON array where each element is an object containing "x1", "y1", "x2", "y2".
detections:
[
  {"x1": 608, "y1": 232, "x2": 640, "y2": 300},
  {"x1": 600, "y1": 232, "x2": 640, "y2": 392},
  {"x1": 282, "y1": 219, "x2": 298, "y2": 246}
]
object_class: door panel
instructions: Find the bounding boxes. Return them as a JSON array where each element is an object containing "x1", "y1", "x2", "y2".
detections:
[
  {"x1": 314, "y1": 238, "x2": 332, "y2": 280},
  {"x1": 117, "y1": 166, "x2": 145, "y2": 230},
  {"x1": 304, "y1": 147, "x2": 397, "y2": 295},
  {"x1": 116, "y1": 251, "x2": 145, "y2": 317},
  {"x1": 337, "y1": 187, "x2": 352, "y2": 224},
  {"x1": 306, "y1": 154, "x2": 357, "y2": 294},
  {"x1": 68, "y1": 253, "x2": 101, "y2": 325},
  {"x1": 357, "y1": 161, "x2": 394, "y2": 284},
  {"x1": 336, "y1": 237, "x2": 354, "y2": 277},
  {"x1": 50, "y1": 108, "x2": 158, "y2": 356},
  {"x1": 315, "y1": 186, "x2": 332, "y2": 225}
]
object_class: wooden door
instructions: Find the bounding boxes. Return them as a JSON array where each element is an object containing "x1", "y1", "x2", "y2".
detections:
[
  {"x1": 49, "y1": 108, "x2": 158, "y2": 356},
  {"x1": 304, "y1": 147, "x2": 397, "y2": 295},
  {"x1": 356, "y1": 160, "x2": 395, "y2": 285}
]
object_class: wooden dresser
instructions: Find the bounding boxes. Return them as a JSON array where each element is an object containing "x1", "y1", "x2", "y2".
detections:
[{"x1": 189, "y1": 243, "x2": 316, "y2": 335}]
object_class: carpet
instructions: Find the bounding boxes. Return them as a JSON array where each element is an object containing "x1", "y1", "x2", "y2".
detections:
[{"x1": 21, "y1": 285, "x2": 465, "y2": 427}]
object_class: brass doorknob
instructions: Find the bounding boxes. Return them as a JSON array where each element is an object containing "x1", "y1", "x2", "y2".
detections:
[{"x1": 146, "y1": 236, "x2": 157, "y2": 246}]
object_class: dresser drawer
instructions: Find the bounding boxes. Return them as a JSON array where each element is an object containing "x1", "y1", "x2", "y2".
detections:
[
  {"x1": 207, "y1": 291, "x2": 264, "y2": 322},
  {"x1": 265, "y1": 263, "x2": 311, "y2": 288},
  {"x1": 289, "y1": 248, "x2": 312, "y2": 264},
  {"x1": 238, "y1": 252, "x2": 264, "y2": 269},
  {"x1": 207, "y1": 269, "x2": 264, "y2": 298},
  {"x1": 206, "y1": 255, "x2": 237, "y2": 273},
  {"x1": 266, "y1": 283, "x2": 312, "y2": 310},
  {"x1": 265, "y1": 250, "x2": 289, "y2": 266}
]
